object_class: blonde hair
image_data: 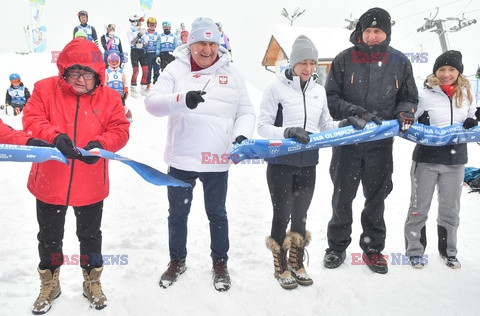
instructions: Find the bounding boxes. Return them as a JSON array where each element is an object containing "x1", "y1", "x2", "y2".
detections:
[{"x1": 427, "y1": 73, "x2": 473, "y2": 107}]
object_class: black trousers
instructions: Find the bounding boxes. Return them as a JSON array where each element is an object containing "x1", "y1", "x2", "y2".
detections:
[
  {"x1": 327, "y1": 140, "x2": 393, "y2": 253},
  {"x1": 267, "y1": 164, "x2": 316, "y2": 245},
  {"x1": 36, "y1": 199, "x2": 103, "y2": 272}
]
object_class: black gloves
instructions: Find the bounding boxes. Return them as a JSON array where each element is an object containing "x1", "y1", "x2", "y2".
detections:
[
  {"x1": 463, "y1": 118, "x2": 478, "y2": 129},
  {"x1": 284, "y1": 127, "x2": 310, "y2": 144},
  {"x1": 475, "y1": 107, "x2": 480, "y2": 121},
  {"x1": 348, "y1": 105, "x2": 382, "y2": 125},
  {"x1": 53, "y1": 134, "x2": 81, "y2": 159},
  {"x1": 417, "y1": 111, "x2": 430, "y2": 125},
  {"x1": 339, "y1": 116, "x2": 367, "y2": 130},
  {"x1": 136, "y1": 32, "x2": 143, "y2": 38},
  {"x1": 26, "y1": 138, "x2": 53, "y2": 147},
  {"x1": 233, "y1": 135, "x2": 247, "y2": 144},
  {"x1": 185, "y1": 91, "x2": 206, "y2": 109},
  {"x1": 396, "y1": 111, "x2": 415, "y2": 132},
  {"x1": 79, "y1": 141, "x2": 103, "y2": 164}
]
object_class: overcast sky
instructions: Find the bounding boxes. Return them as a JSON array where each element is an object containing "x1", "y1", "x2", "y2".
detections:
[{"x1": 1, "y1": 0, "x2": 479, "y2": 89}]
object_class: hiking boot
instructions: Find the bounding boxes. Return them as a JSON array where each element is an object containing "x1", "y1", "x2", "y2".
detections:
[
  {"x1": 266, "y1": 236, "x2": 298, "y2": 290},
  {"x1": 409, "y1": 256, "x2": 425, "y2": 269},
  {"x1": 363, "y1": 252, "x2": 388, "y2": 274},
  {"x1": 32, "y1": 268, "x2": 61, "y2": 315},
  {"x1": 323, "y1": 248, "x2": 346, "y2": 269},
  {"x1": 212, "y1": 259, "x2": 231, "y2": 292},
  {"x1": 441, "y1": 255, "x2": 461, "y2": 269},
  {"x1": 159, "y1": 260, "x2": 187, "y2": 288},
  {"x1": 288, "y1": 231, "x2": 313, "y2": 286},
  {"x1": 82, "y1": 266, "x2": 107, "y2": 310}
]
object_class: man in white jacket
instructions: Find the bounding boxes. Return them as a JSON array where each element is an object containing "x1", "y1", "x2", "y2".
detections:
[{"x1": 144, "y1": 17, "x2": 255, "y2": 292}]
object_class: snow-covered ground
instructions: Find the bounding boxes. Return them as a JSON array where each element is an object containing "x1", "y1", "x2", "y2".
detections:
[
  {"x1": 1, "y1": 50, "x2": 480, "y2": 315},
  {"x1": 1, "y1": 0, "x2": 480, "y2": 313}
]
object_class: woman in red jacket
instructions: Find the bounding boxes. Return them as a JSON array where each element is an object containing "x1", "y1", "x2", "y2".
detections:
[{"x1": 22, "y1": 38, "x2": 130, "y2": 313}]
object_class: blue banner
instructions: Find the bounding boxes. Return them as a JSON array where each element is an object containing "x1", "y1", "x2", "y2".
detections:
[
  {"x1": 0, "y1": 144, "x2": 67, "y2": 163},
  {"x1": 77, "y1": 148, "x2": 190, "y2": 187},
  {"x1": 30, "y1": 0, "x2": 47, "y2": 53},
  {"x1": 402, "y1": 123, "x2": 480, "y2": 146},
  {"x1": 230, "y1": 120, "x2": 400, "y2": 163}
]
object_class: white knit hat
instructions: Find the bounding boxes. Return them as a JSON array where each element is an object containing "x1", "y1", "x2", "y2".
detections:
[
  {"x1": 188, "y1": 17, "x2": 221, "y2": 45},
  {"x1": 289, "y1": 35, "x2": 318, "y2": 68}
]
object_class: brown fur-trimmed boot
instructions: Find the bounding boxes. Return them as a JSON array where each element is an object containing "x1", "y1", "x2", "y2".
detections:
[
  {"x1": 266, "y1": 236, "x2": 298, "y2": 290},
  {"x1": 82, "y1": 266, "x2": 107, "y2": 310},
  {"x1": 32, "y1": 267, "x2": 61, "y2": 315},
  {"x1": 288, "y1": 231, "x2": 313, "y2": 286}
]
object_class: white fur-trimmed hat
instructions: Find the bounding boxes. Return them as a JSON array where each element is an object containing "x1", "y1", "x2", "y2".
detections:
[{"x1": 188, "y1": 17, "x2": 221, "y2": 45}]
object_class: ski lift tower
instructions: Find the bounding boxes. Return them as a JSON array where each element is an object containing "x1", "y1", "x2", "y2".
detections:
[{"x1": 417, "y1": 9, "x2": 477, "y2": 53}]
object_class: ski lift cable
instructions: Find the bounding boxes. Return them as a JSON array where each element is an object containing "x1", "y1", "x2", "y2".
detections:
[
  {"x1": 388, "y1": 0, "x2": 414, "y2": 11},
  {"x1": 396, "y1": 0, "x2": 465, "y2": 21}
]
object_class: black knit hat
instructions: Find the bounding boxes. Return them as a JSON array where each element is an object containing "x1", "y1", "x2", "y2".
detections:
[
  {"x1": 358, "y1": 7, "x2": 391, "y2": 37},
  {"x1": 433, "y1": 50, "x2": 464, "y2": 74}
]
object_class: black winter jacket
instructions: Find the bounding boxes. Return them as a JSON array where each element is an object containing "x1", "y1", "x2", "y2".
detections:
[{"x1": 325, "y1": 32, "x2": 418, "y2": 123}]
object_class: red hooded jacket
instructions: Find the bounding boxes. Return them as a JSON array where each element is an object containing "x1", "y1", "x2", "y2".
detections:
[
  {"x1": 22, "y1": 39, "x2": 130, "y2": 206},
  {"x1": 0, "y1": 119, "x2": 30, "y2": 144}
]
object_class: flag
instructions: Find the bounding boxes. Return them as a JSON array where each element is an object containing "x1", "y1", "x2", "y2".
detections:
[{"x1": 30, "y1": 0, "x2": 47, "y2": 53}]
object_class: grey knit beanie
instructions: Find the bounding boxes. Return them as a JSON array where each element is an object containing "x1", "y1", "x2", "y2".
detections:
[
  {"x1": 289, "y1": 35, "x2": 318, "y2": 68},
  {"x1": 188, "y1": 17, "x2": 221, "y2": 45}
]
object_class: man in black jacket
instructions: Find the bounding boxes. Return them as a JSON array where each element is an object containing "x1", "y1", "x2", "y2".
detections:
[{"x1": 323, "y1": 7, "x2": 418, "y2": 274}]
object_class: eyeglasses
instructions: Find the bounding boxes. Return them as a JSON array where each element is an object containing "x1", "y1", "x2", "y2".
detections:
[
  {"x1": 107, "y1": 24, "x2": 116, "y2": 29},
  {"x1": 68, "y1": 72, "x2": 95, "y2": 80}
]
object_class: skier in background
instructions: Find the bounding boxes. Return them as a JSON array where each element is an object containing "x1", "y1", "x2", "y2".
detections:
[
  {"x1": 144, "y1": 17, "x2": 161, "y2": 87},
  {"x1": 156, "y1": 21, "x2": 178, "y2": 72},
  {"x1": 105, "y1": 53, "x2": 133, "y2": 122},
  {"x1": 127, "y1": 14, "x2": 148, "y2": 97},
  {"x1": 101, "y1": 23, "x2": 124, "y2": 68},
  {"x1": 72, "y1": 10, "x2": 99, "y2": 46},
  {"x1": 216, "y1": 22, "x2": 231, "y2": 54},
  {"x1": 179, "y1": 22, "x2": 189, "y2": 45},
  {"x1": 5, "y1": 73, "x2": 30, "y2": 116}
]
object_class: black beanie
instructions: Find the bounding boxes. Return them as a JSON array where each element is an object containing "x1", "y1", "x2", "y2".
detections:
[
  {"x1": 433, "y1": 50, "x2": 464, "y2": 74},
  {"x1": 358, "y1": 7, "x2": 391, "y2": 37}
]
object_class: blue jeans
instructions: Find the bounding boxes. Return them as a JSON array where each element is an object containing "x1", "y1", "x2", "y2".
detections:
[
  {"x1": 167, "y1": 167, "x2": 229, "y2": 261},
  {"x1": 146, "y1": 52, "x2": 160, "y2": 84}
]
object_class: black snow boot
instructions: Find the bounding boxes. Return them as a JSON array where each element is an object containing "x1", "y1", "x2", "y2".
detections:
[
  {"x1": 323, "y1": 248, "x2": 346, "y2": 269},
  {"x1": 363, "y1": 252, "x2": 388, "y2": 274},
  {"x1": 159, "y1": 259, "x2": 187, "y2": 288},
  {"x1": 212, "y1": 258, "x2": 231, "y2": 292}
]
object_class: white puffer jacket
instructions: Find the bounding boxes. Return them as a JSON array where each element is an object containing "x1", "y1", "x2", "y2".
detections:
[
  {"x1": 145, "y1": 45, "x2": 256, "y2": 172},
  {"x1": 257, "y1": 69, "x2": 339, "y2": 166},
  {"x1": 416, "y1": 84, "x2": 476, "y2": 127},
  {"x1": 258, "y1": 70, "x2": 338, "y2": 139}
]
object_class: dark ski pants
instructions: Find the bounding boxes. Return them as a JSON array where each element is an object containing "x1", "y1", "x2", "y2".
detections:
[
  {"x1": 167, "y1": 167, "x2": 229, "y2": 261},
  {"x1": 146, "y1": 52, "x2": 160, "y2": 85},
  {"x1": 36, "y1": 199, "x2": 103, "y2": 272},
  {"x1": 159, "y1": 51, "x2": 175, "y2": 71},
  {"x1": 267, "y1": 164, "x2": 316, "y2": 245},
  {"x1": 130, "y1": 48, "x2": 148, "y2": 86},
  {"x1": 327, "y1": 140, "x2": 393, "y2": 253}
]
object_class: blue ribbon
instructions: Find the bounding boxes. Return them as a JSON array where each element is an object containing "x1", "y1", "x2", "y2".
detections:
[
  {"x1": 0, "y1": 144, "x2": 190, "y2": 187},
  {"x1": 77, "y1": 148, "x2": 191, "y2": 187},
  {"x1": 230, "y1": 120, "x2": 400, "y2": 163},
  {"x1": 0, "y1": 144, "x2": 68, "y2": 164},
  {"x1": 401, "y1": 123, "x2": 480, "y2": 146}
]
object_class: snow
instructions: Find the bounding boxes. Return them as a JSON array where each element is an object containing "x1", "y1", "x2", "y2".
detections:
[{"x1": 1, "y1": 0, "x2": 480, "y2": 315}]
